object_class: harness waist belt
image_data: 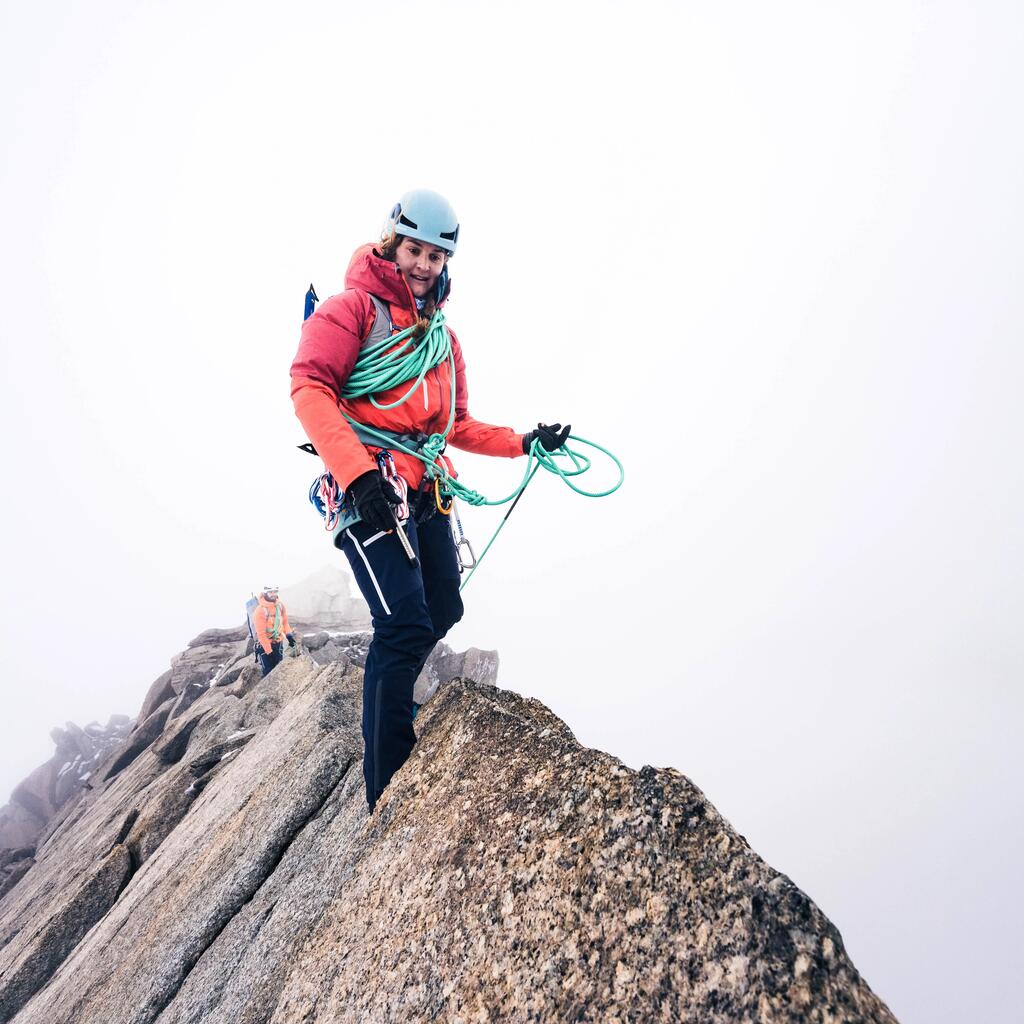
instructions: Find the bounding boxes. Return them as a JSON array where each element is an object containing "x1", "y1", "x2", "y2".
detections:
[
  {"x1": 348, "y1": 423, "x2": 438, "y2": 454},
  {"x1": 299, "y1": 426, "x2": 444, "y2": 459}
]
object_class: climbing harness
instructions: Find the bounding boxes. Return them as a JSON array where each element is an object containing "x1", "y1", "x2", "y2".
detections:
[{"x1": 301, "y1": 286, "x2": 624, "y2": 589}]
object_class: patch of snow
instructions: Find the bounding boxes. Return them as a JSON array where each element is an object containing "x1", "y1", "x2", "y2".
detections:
[
  {"x1": 79, "y1": 772, "x2": 91, "y2": 782},
  {"x1": 57, "y1": 761, "x2": 73, "y2": 777},
  {"x1": 219, "y1": 750, "x2": 239, "y2": 763},
  {"x1": 226, "y1": 731, "x2": 251, "y2": 741}
]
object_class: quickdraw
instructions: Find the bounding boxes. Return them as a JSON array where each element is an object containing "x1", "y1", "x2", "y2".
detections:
[
  {"x1": 432, "y1": 478, "x2": 475, "y2": 571},
  {"x1": 377, "y1": 449, "x2": 410, "y2": 522},
  {"x1": 309, "y1": 472, "x2": 345, "y2": 533},
  {"x1": 450, "y1": 498, "x2": 477, "y2": 572}
]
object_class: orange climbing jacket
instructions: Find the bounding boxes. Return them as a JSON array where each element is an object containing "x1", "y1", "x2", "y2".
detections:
[
  {"x1": 289, "y1": 243, "x2": 524, "y2": 493},
  {"x1": 252, "y1": 596, "x2": 291, "y2": 655}
]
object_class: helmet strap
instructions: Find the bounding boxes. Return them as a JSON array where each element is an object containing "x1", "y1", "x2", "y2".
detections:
[{"x1": 434, "y1": 264, "x2": 450, "y2": 306}]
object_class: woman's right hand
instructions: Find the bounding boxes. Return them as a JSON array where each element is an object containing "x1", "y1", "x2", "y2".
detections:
[{"x1": 347, "y1": 471, "x2": 403, "y2": 532}]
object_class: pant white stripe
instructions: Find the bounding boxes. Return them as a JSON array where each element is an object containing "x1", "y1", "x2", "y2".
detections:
[{"x1": 347, "y1": 531, "x2": 392, "y2": 616}]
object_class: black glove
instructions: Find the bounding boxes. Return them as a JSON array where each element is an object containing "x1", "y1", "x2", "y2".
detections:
[
  {"x1": 348, "y1": 470, "x2": 402, "y2": 533},
  {"x1": 286, "y1": 633, "x2": 296, "y2": 648},
  {"x1": 522, "y1": 422, "x2": 571, "y2": 454}
]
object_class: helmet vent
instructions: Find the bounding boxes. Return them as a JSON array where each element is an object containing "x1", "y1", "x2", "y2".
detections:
[{"x1": 387, "y1": 190, "x2": 459, "y2": 255}]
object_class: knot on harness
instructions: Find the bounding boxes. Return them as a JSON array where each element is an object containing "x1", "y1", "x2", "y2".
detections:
[
  {"x1": 423, "y1": 462, "x2": 486, "y2": 508},
  {"x1": 456, "y1": 486, "x2": 487, "y2": 507},
  {"x1": 420, "y1": 433, "x2": 448, "y2": 466}
]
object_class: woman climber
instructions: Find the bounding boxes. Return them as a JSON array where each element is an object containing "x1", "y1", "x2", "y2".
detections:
[{"x1": 290, "y1": 189, "x2": 568, "y2": 813}]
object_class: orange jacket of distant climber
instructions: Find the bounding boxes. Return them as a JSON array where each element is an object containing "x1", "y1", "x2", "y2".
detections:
[
  {"x1": 252, "y1": 596, "x2": 291, "y2": 655},
  {"x1": 289, "y1": 243, "x2": 524, "y2": 492}
]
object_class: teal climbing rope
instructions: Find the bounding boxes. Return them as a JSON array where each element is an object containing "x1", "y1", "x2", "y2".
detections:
[{"x1": 337, "y1": 309, "x2": 625, "y2": 587}]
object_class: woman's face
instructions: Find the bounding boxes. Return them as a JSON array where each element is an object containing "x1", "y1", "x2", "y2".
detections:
[{"x1": 394, "y1": 237, "x2": 448, "y2": 299}]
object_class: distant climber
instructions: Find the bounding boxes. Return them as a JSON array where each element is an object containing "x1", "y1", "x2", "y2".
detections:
[
  {"x1": 291, "y1": 189, "x2": 568, "y2": 812},
  {"x1": 249, "y1": 586, "x2": 297, "y2": 676}
]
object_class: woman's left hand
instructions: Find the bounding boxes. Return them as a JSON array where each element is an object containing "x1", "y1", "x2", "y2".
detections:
[{"x1": 522, "y1": 422, "x2": 571, "y2": 454}]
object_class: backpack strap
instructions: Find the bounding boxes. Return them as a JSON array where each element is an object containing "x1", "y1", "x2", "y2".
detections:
[
  {"x1": 365, "y1": 293, "x2": 395, "y2": 347},
  {"x1": 296, "y1": 294, "x2": 404, "y2": 464}
]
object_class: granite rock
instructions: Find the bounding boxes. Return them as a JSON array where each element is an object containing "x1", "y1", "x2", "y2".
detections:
[
  {"x1": 0, "y1": 649, "x2": 897, "y2": 1023},
  {"x1": 304, "y1": 630, "x2": 499, "y2": 705},
  {"x1": 0, "y1": 715, "x2": 134, "y2": 850}
]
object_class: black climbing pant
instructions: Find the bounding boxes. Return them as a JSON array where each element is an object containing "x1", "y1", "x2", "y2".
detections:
[
  {"x1": 339, "y1": 511, "x2": 463, "y2": 812},
  {"x1": 257, "y1": 641, "x2": 284, "y2": 676}
]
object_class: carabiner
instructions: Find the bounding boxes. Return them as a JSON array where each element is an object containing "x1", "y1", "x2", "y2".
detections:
[
  {"x1": 456, "y1": 536, "x2": 477, "y2": 570},
  {"x1": 434, "y1": 478, "x2": 453, "y2": 515}
]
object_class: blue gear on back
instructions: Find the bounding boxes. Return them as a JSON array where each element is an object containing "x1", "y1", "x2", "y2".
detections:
[
  {"x1": 387, "y1": 189, "x2": 460, "y2": 255},
  {"x1": 245, "y1": 596, "x2": 259, "y2": 644}
]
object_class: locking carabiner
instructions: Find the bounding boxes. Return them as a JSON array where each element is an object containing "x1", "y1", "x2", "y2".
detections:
[{"x1": 434, "y1": 478, "x2": 454, "y2": 515}]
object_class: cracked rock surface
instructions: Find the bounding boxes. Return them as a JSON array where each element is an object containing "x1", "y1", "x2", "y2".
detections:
[{"x1": 0, "y1": 640, "x2": 897, "y2": 1023}]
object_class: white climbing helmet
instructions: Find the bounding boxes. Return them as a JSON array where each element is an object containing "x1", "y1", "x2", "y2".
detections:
[{"x1": 386, "y1": 189, "x2": 460, "y2": 256}]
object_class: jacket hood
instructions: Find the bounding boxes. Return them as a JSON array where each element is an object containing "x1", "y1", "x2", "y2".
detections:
[{"x1": 344, "y1": 243, "x2": 451, "y2": 313}]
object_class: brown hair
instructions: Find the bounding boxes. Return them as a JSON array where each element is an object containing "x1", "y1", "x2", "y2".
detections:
[{"x1": 377, "y1": 231, "x2": 447, "y2": 337}]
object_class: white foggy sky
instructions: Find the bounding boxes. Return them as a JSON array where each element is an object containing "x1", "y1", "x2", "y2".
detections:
[{"x1": 1, "y1": 2, "x2": 1022, "y2": 1022}]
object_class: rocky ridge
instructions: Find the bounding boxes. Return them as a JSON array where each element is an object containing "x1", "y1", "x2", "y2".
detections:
[
  {"x1": 0, "y1": 715, "x2": 133, "y2": 856},
  {"x1": 0, "y1": 629, "x2": 897, "y2": 1022}
]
